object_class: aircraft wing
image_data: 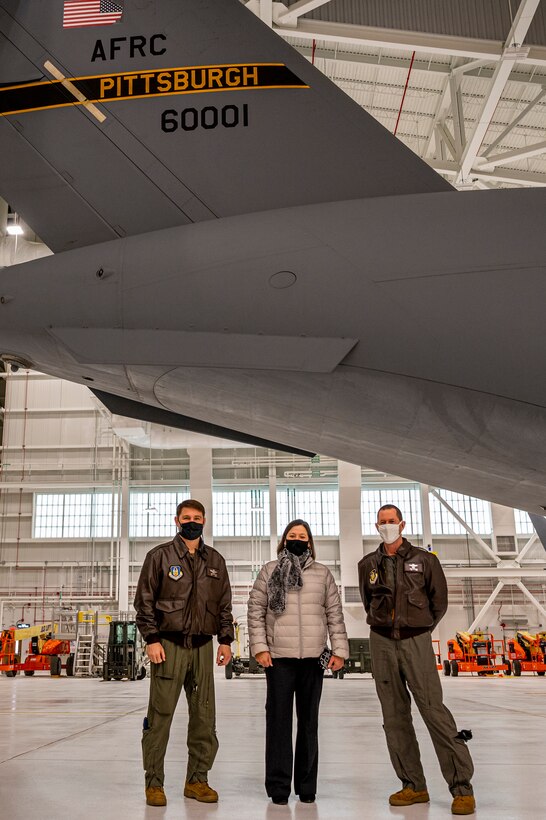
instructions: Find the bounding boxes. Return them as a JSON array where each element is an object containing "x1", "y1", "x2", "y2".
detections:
[{"x1": 0, "y1": 0, "x2": 451, "y2": 252}]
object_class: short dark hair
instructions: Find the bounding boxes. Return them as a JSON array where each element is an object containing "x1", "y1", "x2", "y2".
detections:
[
  {"x1": 277, "y1": 519, "x2": 316, "y2": 559},
  {"x1": 377, "y1": 504, "x2": 403, "y2": 522},
  {"x1": 176, "y1": 499, "x2": 206, "y2": 518}
]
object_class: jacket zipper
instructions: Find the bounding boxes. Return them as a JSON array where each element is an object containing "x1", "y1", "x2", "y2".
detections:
[{"x1": 298, "y1": 564, "x2": 306, "y2": 658}]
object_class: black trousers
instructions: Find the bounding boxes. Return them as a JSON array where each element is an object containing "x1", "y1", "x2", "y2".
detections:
[{"x1": 264, "y1": 657, "x2": 324, "y2": 798}]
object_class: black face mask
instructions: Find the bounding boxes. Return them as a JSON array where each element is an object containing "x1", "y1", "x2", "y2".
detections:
[
  {"x1": 285, "y1": 539, "x2": 309, "y2": 556},
  {"x1": 179, "y1": 521, "x2": 204, "y2": 541}
]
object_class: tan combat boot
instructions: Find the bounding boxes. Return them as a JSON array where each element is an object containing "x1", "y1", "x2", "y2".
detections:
[
  {"x1": 389, "y1": 787, "x2": 430, "y2": 806},
  {"x1": 145, "y1": 786, "x2": 167, "y2": 806},
  {"x1": 184, "y1": 781, "x2": 219, "y2": 803},
  {"x1": 451, "y1": 795, "x2": 476, "y2": 815}
]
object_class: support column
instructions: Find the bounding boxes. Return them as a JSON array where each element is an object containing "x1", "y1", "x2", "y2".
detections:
[
  {"x1": 118, "y1": 443, "x2": 130, "y2": 612},
  {"x1": 268, "y1": 463, "x2": 278, "y2": 560},
  {"x1": 338, "y1": 461, "x2": 363, "y2": 602},
  {"x1": 419, "y1": 483, "x2": 433, "y2": 550},
  {"x1": 187, "y1": 447, "x2": 213, "y2": 545}
]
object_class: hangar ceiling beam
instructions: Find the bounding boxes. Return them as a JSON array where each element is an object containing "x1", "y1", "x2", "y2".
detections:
[
  {"x1": 430, "y1": 489, "x2": 501, "y2": 564},
  {"x1": 516, "y1": 580, "x2": 546, "y2": 620},
  {"x1": 449, "y1": 75, "x2": 466, "y2": 158},
  {"x1": 515, "y1": 533, "x2": 539, "y2": 565},
  {"x1": 478, "y1": 139, "x2": 546, "y2": 169},
  {"x1": 481, "y1": 87, "x2": 546, "y2": 157},
  {"x1": 275, "y1": 0, "x2": 333, "y2": 26},
  {"x1": 443, "y1": 566, "x2": 546, "y2": 579},
  {"x1": 259, "y1": 0, "x2": 273, "y2": 27},
  {"x1": 274, "y1": 17, "x2": 546, "y2": 67},
  {"x1": 456, "y1": 0, "x2": 541, "y2": 184},
  {"x1": 467, "y1": 580, "x2": 504, "y2": 632},
  {"x1": 429, "y1": 159, "x2": 546, "y2": 186},
  {"x1": 292, "y1": 42, "x2": 546, "y2": 89}
]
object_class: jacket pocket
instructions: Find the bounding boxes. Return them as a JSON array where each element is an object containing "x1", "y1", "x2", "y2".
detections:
[
  {"x1": 368, "y1": 595, "x2": 393, "y2": 626},
  {"x1": 155, "y1": 598, "x2": 186, "y2": 630},
  {"x1": 406, "y1": 593, "x2": 432, "y2": 627},
  {"x1": 203, "y1": 602, "x2": 219, "y2": 635}
]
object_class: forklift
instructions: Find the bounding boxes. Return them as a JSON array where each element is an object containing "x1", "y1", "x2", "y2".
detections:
[
  {"x1": 102, "y1": 621, "x2": 148, "y2": 681},
  {"x1": 224, "y1": 620, "x2": 264, "y2": 679},
  {"x1": 506, "y1": 631, "x2": 546, "y2": 676}
]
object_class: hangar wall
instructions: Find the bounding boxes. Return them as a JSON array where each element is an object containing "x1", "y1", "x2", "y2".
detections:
[{"x1": 1, "y1": 368, "x2": 544, "y2": 647}]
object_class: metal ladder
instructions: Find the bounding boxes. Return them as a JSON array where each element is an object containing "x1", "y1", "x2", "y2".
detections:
[{"x1": 74, "y1": 633, "x2": 95, "y2": 677}]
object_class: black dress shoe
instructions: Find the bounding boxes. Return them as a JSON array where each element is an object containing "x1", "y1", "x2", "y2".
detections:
[
  {"x1": 299, "y1": 794, "x2": 315, "y2": 803},
  {"x1": 271, "y1": 796, "x2": 289, "y2": 805}
]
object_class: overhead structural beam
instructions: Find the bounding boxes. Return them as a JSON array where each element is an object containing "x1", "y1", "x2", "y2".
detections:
[
  {"x1": 430, "y1": 489, "x2": 502, "y2": 563},
  {"x1": 482, "y1": 87, "x2": 546, "y2": 157},
  {"x1": 274, "y1": 17, "x2": 546, "y2": 67},
  {"x1": 275, "y1": 0, "x2": 333, "y2": 26},
  {"x1": 516, "y1": 533, "x2": 539, "y2": 565},
  {"x1": 292, "y1": 42, "x2": 546, "y2": 88},
  {"x1": 259, "y1": 0, "x2": 273, "y2": 27},
  {"x1": 451, "y1": 58, "x2": 495, "y2": 76},
  {"x1": 478, "y1": 139, "x2": 546, "y2": 169},
  {"x1": 449, "y1": 75, "x2": 466, "y2": 156},
  {"x1": 443, "y1": 565, "x2": 546, "y2": 579},
  {"x1": 428, "y1": 158, "x2": 546, "y2": 186},
  {"x1": 515, "y1": 580, "x2": 546, "y2": 621},
  {"x1": 436, "y1": 122, "x2": 458, "y2": 160},
  {"x1": 456, "y1": 0, "x2": 541, "y2": 183},
  {"x1": 467, "y1": 581, "x2": 505, "y2": 632}
]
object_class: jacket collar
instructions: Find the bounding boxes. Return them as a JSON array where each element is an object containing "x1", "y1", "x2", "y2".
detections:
[
  {"x1": 174, "y1": 533, "x2": 207, "y2": 559},
  {"x1": 379, "y1": 537, "x2": 412, "y2": 560}
]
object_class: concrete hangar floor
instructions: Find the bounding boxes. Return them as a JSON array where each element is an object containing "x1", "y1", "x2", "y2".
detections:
[{"x1": 0, "y1": 670, "x2": 543, "y2": 819}]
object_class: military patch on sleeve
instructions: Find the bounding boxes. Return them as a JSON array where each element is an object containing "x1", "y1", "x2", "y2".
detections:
[
  {"x1": 369, "y1": 568, "x2": 378, "y2": 585},
  {"x1": 168, "y1": 565, "x2": 183, "y2": 580},
  {"x1": 207, "y1": 568, "x2": 220, "y2": 578},
  {"x1": 404, "y1": 562, "x2": 423, "y2": 572}
]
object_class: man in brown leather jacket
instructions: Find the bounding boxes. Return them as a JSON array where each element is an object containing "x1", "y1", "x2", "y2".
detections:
[
  {"x1": 134, "y1": 499, "x2": 233, "y2": 807},
  {"x1": 358, "y1": 504, "x2": 475, "y2": 817}
]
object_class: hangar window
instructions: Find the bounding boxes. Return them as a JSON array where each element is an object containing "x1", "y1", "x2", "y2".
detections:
[
  {"x1": 277, "y1": 487, "x2": 339, "y2": 536},
  {"x1": 33, "y1": 492, "x2": 119, "y2": 539},
  {"x1": 430, "y1": 490, "x2": 491, "y2": 535},
  {"x1": 213, "y1": 488, "x2": 270, "y2": 537},
  {"x1": 514, "y1": 509, "x2": 534, "y2": 535},
  {"x1": 130, "y1": 490, "x2": 189, "y2": 537},
  {"x1": 361, "y1": 487, "x2": 422, "y2": 535}
]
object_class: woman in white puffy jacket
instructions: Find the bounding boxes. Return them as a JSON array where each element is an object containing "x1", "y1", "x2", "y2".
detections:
[{"x1": 247, "y1": 518, "x2": 349, "y2": 805}]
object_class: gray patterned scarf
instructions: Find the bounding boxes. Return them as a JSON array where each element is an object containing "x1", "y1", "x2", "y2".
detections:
[{"x1": 267, "y1": 548, "x2": 310, "y2": 614}]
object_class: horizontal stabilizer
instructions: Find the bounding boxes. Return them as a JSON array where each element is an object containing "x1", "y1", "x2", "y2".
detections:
[
  {"x1": 51, "y1": 328, "x2": 358, "y2": 372},
  {"x1": 92, "y1": 388, "x2": 316, "y2": 458}
]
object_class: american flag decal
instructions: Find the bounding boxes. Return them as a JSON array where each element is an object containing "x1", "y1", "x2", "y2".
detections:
[{"x1": 63, "y1": 0, "x2": 123, "y2": 29}]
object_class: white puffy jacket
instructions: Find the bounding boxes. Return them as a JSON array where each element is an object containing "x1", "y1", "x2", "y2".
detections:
[{"x1": 247, "y1": 557, "x2": 349, "y2": 659}]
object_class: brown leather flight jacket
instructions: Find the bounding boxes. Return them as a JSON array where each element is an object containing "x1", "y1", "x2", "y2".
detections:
[
  {"x1": 358, "y1": 539, "x2": 448, "y2": 640},
  {"x1": 134, "y1": 534, "x2": 234, "y2": 646}
]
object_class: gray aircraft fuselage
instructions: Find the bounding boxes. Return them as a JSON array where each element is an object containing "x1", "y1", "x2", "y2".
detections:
[{"x1": 1, "y1": 186, "x2": 545, "y2": 514}]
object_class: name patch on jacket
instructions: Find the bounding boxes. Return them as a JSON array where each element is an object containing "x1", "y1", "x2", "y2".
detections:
[
  {"x1": 168, "y1": 565, "x2": 183, "y2": 580},
  {"x1": 404, "y1": 562, "x2": 423, "y2": 573},
  {"x1": 207, "y1": 568, "x2": 220, "y2": 578}
]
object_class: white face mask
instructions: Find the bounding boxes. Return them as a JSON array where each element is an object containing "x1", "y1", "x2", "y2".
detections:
[{"x1": 378, "y1": 523, "x2": 401, "y2": 544}]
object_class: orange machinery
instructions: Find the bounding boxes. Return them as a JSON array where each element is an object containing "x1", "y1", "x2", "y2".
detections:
[
  {"x1": 0, "y1": 623, "x2": 73, "y2": 677},
  {"x1": 444, "y1": 631, "x2": 511, "y2": 676},
  {"x1": 506, "y1": 631, "x2": 546, "y2": 676}
]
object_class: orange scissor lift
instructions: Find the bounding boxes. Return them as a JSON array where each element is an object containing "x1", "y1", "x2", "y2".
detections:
[
  {"x1": 506, "y1": 631, "x2": 546, "y2": 676},
  {"x1": 443, "y1": 631, "x2": 511, "y2": 676},
  {"x1": 0, "y1": 623, "x2": 73, "y2": 677}
]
